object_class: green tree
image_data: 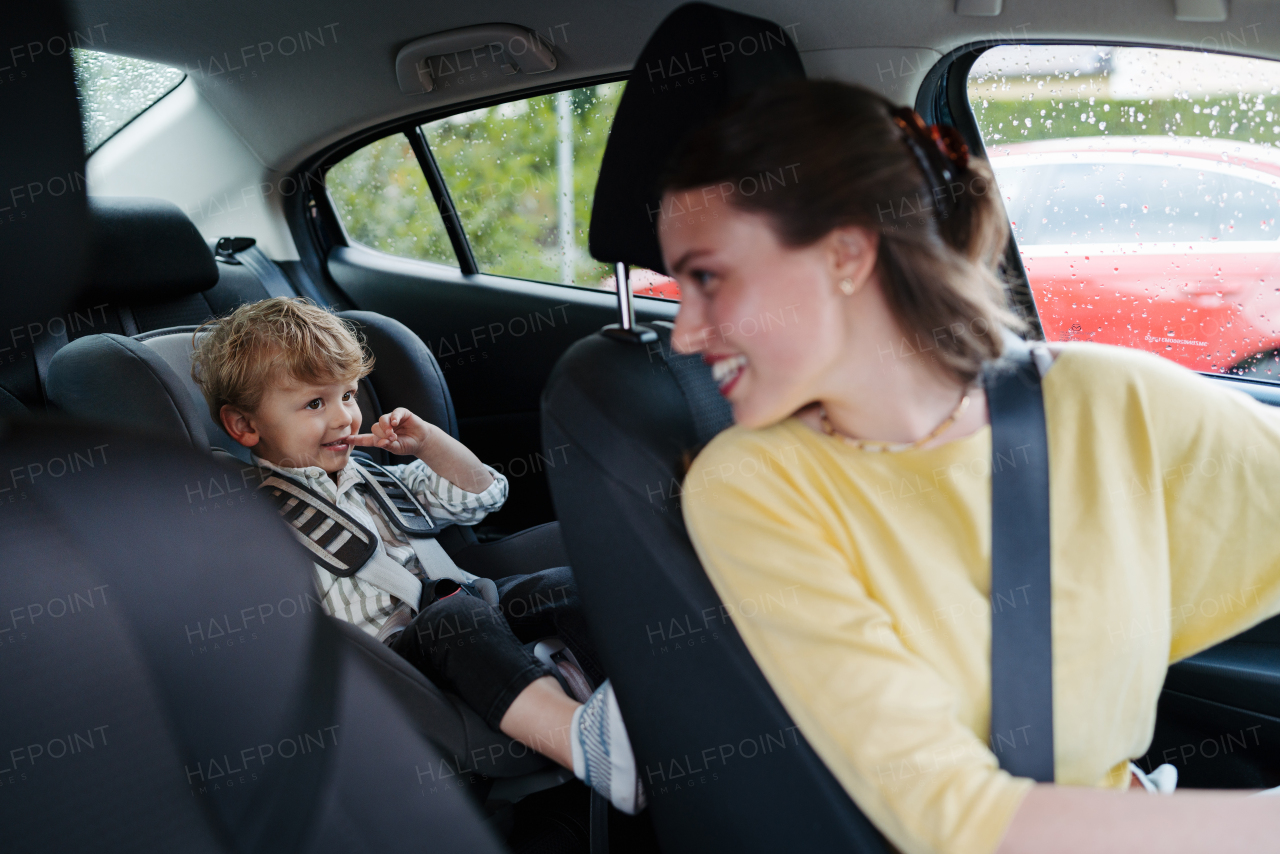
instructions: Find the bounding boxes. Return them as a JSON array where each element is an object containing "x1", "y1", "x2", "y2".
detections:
[{"x1": 326, "y1": 82, "x2": 625, "y2": 289}]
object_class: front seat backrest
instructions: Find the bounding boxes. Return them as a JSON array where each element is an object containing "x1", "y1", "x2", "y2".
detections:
[
  {"x1": 0, "y1": 1, "x2": 88, "y2": 413},
  {"x1": 546, "y1": 3, "x2": 891, "y2": 851},
  {"x1": 0, "y1": 4, "x2": 508, "y2": 850},
  {"x1": 0, "y1": 420, "x2": 511, "y2": 853}
]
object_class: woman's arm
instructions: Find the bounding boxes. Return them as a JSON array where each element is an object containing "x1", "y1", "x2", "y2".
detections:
[{"x1": 998, "y1": 785, "x2": 1278, "y2": 853}]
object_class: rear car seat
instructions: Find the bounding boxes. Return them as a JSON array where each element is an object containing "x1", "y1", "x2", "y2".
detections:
[
  {"x1": 45, "y1": 198, "x2": 568, "y2": 577},
  {"x1": 0, "y1": 196, "x2": 284, "y2": 412},
  {"x1": 41, "y1": 199, "x2": 581, "y2": 780}
]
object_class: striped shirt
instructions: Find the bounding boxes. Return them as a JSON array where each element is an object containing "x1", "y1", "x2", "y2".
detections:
[{"x1": 253, "y1": 454, "x2": 508, "y2": 637}]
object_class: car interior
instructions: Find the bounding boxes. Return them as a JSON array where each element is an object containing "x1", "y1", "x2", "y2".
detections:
[{"x1": 8, "y1": 0, "x2": 1280, "y2": 851}]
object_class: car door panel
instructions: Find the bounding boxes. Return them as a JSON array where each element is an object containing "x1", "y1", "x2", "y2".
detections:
[
  {"x1": 1138, "y1": 376, "x2": 1280, "y2": 787},
  {"x1": 329, "y1": 243, "x2": 678, "y2": 534},
  {"x1": 1142, "y1": 688, "x2": 1280, "y2": 788}
]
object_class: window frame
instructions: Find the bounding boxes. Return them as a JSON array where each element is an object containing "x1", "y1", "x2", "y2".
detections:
[
  {"x1": 302, "y1": 72, "x2": 628, "y2": 288},
  {"x1": 918, "y1": 44, "x2": 1044, "y2": 338}
]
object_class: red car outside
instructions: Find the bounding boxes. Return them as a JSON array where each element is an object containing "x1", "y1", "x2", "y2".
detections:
[
  {"x1": 988, "y1": 136, "x2": 1280, "y2": 376},
  {"x1": 599, "y1": 266, "x2": 682, "y2": 300}
]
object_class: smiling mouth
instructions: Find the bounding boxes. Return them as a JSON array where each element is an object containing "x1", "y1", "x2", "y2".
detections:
[
  {"x1": 709, "y1": 354, "x2": 748, "y2": 394},
  {"x1": 321, "y1": 438, "x2": 352, "y2": 451}
]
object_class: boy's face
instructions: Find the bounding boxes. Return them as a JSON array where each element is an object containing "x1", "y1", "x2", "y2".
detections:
[{"x1": 221, "y1": 376, "x2": 362, "y2": 474}]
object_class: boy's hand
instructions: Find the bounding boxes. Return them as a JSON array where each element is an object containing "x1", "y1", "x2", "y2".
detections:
[
  {"x1": 349, "y1": 408, "x2": 436, "y2": 457},
  {"x1": 350, "y1": 407, "x2": 495, "y2": 494}
]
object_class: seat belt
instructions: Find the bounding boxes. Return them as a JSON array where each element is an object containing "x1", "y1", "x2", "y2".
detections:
[
  {"x1": 216, "y1": 236, "x2": 332, "y2": 307},
  {"x1": 215, "y1": 236, "x2": 295, "y2": 298},
  {"x1": 984, "y1": 338, "x2": 1055, "y2": 783}
]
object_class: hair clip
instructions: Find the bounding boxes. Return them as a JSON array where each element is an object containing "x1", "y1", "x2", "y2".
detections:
[{"x1": 890, "y1": 106, "x2": 970, "y2": 217}]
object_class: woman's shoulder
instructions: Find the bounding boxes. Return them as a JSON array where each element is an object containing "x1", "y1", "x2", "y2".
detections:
[
  {"x1": 1044, "y1": 341, "x2": 1222, "y2": 401},
  {"x1": 681, "y1": 418, "x2": 821, "y2": 510},
  {"x1": 688, "y1": 419, "x2": 815, "y2": 475},
  {"x1": 1042, "y1": 342, "x2": 1276, "y2": 457}
]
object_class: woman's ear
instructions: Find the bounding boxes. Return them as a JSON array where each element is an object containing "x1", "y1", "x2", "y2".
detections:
[
  {"x1": 219, "y1": 405, "x2": 260, "y2": 448},
  {"x1": 828, "y1": 226, "x2": 879, "y2": 294}
]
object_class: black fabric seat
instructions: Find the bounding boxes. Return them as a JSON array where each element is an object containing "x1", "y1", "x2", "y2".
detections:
[
  {"x1": 0, "y1": 4, "x2": 518, "y2": 850},
  {"x1": 542, "y1": 4, "x2": 892, "y2": 852},
  {"x1": 1, "y1": 423, "x2": 524, "y2": 852},
  {"x1": 0, "y1": 195, "x2": 286, "y2": 412}
]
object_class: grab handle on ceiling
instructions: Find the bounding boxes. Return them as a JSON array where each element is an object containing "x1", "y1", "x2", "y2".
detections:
[{"x1": 395, "y1": 24, "x2": 557, "y2": 94}]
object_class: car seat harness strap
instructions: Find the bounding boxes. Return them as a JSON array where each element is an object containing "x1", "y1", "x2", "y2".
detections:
[
  {"x1": 260, "y1": 474, "x2": 375, "y2": 578},
  {"x1": 258, "y1": 464, "x2": 498, "y2": 611},
  {"x1": 351, "y1": 454, "x2": 439, "y2": 537},
  {"x1": 984, "y1": 338, "x2": 1055, "y2": 783}
]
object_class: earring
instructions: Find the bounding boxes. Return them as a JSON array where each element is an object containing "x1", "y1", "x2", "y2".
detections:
[{"x1": 839, "y1": 278, "x2": 856, "y2": 296}]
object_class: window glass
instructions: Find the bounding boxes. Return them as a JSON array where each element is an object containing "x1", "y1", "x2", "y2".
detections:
[
  {"x1": 969, "y1": 44, "x2": 1280, "y2": 379},
  {"x1": 424, "y1": 83, "x2": 679, "y2": 297},
  {"x1": 1002, "y1": 159, "x2": 1280, "y2": 244},
  {"x1": 326, "y1": 134, "x2": 457, "y2": 266},
  {"x1": 73, "y1": 49, "x2": 184, "y2": 153}
]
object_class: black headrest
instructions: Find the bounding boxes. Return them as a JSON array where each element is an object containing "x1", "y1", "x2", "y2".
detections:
[
  {"x1": 85, "y1": 197, "x2": 219, "y2": 301},
  {"x1": 588, "y1": 2, "x2": 805, "y2": 273},
  {"x1": 0, "y1": 2, "x2": 90, "y2": 324}
]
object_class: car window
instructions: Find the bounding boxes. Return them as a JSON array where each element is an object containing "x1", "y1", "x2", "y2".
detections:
[
  {"x1": 423, "y1": 83, "x2": 679, "y2": 298},
  {"x1": 326, "y1": 134, "x2": 458, "y2": 267},
  {"x1": 73, "y1": 49, "x2": 184, "y2": 153},
  {"x1": 325, "y1": 82, "x2": 679, "y2": 298},
  {"x1": 968, "y1": 44, "x2": 1280, "y2": 380}
]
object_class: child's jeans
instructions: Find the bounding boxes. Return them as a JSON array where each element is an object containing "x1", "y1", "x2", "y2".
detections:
[{"x1": 390, "y1": 565, "x2": 602, "y2": 731}]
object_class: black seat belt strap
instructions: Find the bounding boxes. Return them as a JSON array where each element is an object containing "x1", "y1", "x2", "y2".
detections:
[
  {"x1": 215, "y1": 236, "x2": 330, "y2": 304},
  {"x1": 240, "y1": 244, "x2": 296, "y2": 298},
  {"x1": 985, "y1": 339, "x2": 1055, "y2": 782}
]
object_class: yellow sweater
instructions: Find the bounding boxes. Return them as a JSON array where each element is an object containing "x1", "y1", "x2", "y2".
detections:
[{"x1": 681, "y1": 343, "x2": 1280, "y2": 854}]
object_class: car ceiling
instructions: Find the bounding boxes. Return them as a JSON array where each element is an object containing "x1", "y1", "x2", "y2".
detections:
[{"x1": 68, "y1": 0, "x2": 1280, "y2": 171}]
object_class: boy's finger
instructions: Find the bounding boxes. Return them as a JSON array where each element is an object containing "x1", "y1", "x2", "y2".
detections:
[{"x1": 346, "y1": 433, "x2": 380, "y2": 446}]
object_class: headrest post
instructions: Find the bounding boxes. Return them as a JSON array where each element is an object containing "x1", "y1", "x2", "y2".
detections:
[
  {"x1": 615, "y1": 262, "x2": 635, "y2": 331},
  {"x1": 601, "y1": 262, "x2": 657, "y2": 343}
]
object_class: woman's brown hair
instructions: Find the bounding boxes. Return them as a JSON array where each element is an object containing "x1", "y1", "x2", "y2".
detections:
[{"x1": 660, "y1": 79, "x2": 1022, "y2": 384}]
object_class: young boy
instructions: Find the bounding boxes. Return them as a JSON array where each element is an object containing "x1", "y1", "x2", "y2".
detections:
[{"x1": 190, "y1": 297, "x2": 643, "y2": 816}]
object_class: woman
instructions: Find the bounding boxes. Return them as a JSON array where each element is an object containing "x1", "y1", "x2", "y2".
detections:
[{"x1": 662, "y1": 79, "x2": 1280, "y2": 854}]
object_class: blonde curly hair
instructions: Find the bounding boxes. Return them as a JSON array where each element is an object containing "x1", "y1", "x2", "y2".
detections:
[{"x1": 190, "y1": 297, "x2": 374, "y2": 420}]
